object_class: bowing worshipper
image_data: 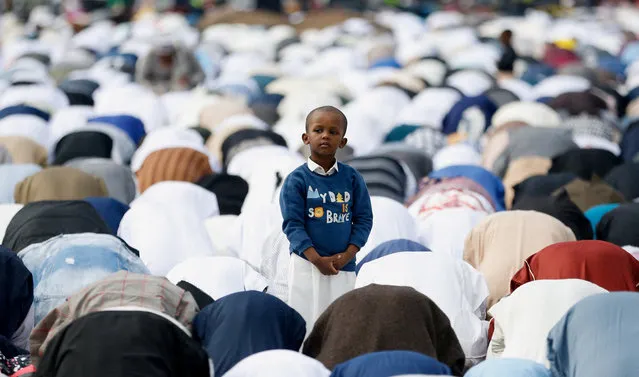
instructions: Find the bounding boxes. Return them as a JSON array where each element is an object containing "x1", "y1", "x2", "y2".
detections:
[
  {"x1": 2, "y1": 200, "x2": 111, "y2": 252},
  {"x1": 465, "y1": 359, "x2": 551, "y2": 377},
  {"x1": 222, "y1": 350, "x2": 330, "y2": 377},
  {"x1": 549, "y1": 148, "x2": 622, "y2": 181},
  {"x1": 136, "y1": 41, "x2": 205, "y2": 95},
  {"x1": 83, "y1": 197, "x2": 129, "y2": 235},
  {"x1": 302, "y1": 285, "x2": 465, "y2": 375},
  {"x1": 280, "y1": 106, "x2": 373, "y2": 333},
  {"x1": 330, "y1": 351, "x2": 453, "y2": 377},
  {"x1": 0, "y1": 248, "x2": 33, "y2": 355},
  {"x1": 0, "y1": 164, "x2": 41, "y2": 204},
  {"x1": 604, "y1": 163, "x2": 639, "y2": 201},
  {"x1": 355, "y1": 248, "x2": 489, "y2": 367},
  {"x1": 464, "y1": 211, "x2": 576, "y2": 308},
  {"x1": 196, "y1": 174, "x2": 249, "y2": 215},
  {"x1": 547, "y1": 292, "x2": 639, "y2": 377},
  {"x1": 12, "y1": 167, "x2": 108, "y2": 204},
  {"x1": 501, "y1": 156, "x2": 552, "y2": 208},
  {"x1": 65, "y1": 158, "x2": 137, "y2": 205},
  {"x1": 596, "y1": 203, "x2": 639, "y2": 247},
  {"x1": 487, "y1": 280, "x2": 607, "y2": 366},
  {"x1": 584, "y1": 203, "x2": 619, "y2": 237},
  {"x1": 510, "y1": 240, "x2": 639, "y2": 293},
  {"x1": 193, "y1": 291, "x2": 305, "y2": 376},
  {"x1": 34, "y1": 310, "x2": 211, "y2": 377}
]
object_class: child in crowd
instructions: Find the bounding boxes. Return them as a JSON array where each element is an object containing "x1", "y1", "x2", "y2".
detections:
[{"x1": 280, "y1": 106, "x2": 373, "y2": 330}]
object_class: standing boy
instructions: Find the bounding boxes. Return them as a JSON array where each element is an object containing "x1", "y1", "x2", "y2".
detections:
[{"x1": 280, "y1": 106, "x2": 373, "y2": 331}]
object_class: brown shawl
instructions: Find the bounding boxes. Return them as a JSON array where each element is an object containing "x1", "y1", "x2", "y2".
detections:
[
  {"x1": 14, "y1": 166, "x2": 108, "y2": 204},
  {"x1": 302, "y1": 284, "x2": 465, "y2": 375},
  {"x1": 135, "y1": 147, "x2": 213, "y2": 193},
  {"x1": 0, "y1": 136, "x2": 47, "y2": 166},
  {"x1": 554, "y1": 176, "x2": 626, "y2": 212}
]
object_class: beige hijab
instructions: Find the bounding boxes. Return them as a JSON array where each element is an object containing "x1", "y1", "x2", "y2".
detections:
[
  {"x1": 463, "y1": 211, "x2": 576, "y2": 308},
  {"x1": 14, "y1": 166, "x2": 108, "y2": 204},
  {"x1": 0, "y1": 136, "x2": 47, "y2": 167},
  {"x1": 502, "y1": 156, "x2": 552, "y2": 209}
]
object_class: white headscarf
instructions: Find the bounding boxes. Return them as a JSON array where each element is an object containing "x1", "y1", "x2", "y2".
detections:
[
  {"x1": 356, "y1": 251, "x2": 489, "y2": 364},
  {"x1": 433, "y1": 144, "x2": 482, "y2": 171},
  {"x1": 223, "y1": 350, "x2": 330, "y2": 377},
  {"x1": 0, "y1": 203, "x2": 22, "y2": 241},
  {"x1": 94, "y1": 83, "x2": 167, "y2": 132},
  {"x1": 0, "y1": 114, "x2": 49, "y2": 148},
  {"x1": 0, "y1": 84, "x2": 69, "y2": 113},
  {"x1": 532, "y1": 75, "x2": 591, "y2": 100},
  {"x1": 491, "y1": 102, "x2": 561, "y2": 130},
  {"x1": 488, "y1": 279, "x2": 608, "y2": 366},
  {"x1": 166, "y1": 256, "x2": 268, "y2": 300},
  {"x1": 118, "y1": 182, "x2": 219, "y2": 275}
]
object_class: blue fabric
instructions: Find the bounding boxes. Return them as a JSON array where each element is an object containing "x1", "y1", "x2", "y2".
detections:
[
  {"x1": 384, "y1": 124, "x2": 422, "y2": 142},
  {"x1": 251, "y1": 76, "x2": 278, "y2": 94},
  {"x1": 465, "y1": 359, "x2": 551, "y2": 377},
  {"x1": 84, "y1": 197, "x2": 129, "y2": 235},
  {"x1": 548, "y1": 292, "x2": 639, "y2": 377},
  {"x1": 621, "y1": 41, "x2": 639, "y2": 65},
  {"x1": 280, "y1": 163, "x2": 373, "y2": 272},
  {"x1": 0, "y1": 104, "x2": 50, "y2": 122},
  {"x1": 626, "y1": 86, "x2": 639, "y2": 103},
  {"x1": 356, "y1": 239, "x2": 430, "y2": 274},
  {"x1": 429, "y1": 165, "x2": 505, "y2": 211},
  {"x1": 0, "y1": 248, "x2": 32, "y2": 342},
  {"x1": 621, "y1": 122, "x2": 639, "y2": 162},
  {"x1": 441, "y1": 95, "x2": 498, "y2": 135},
  {"x1": 330, "y1": 351, "x2": 451, "y2": 377},
  {"x1": 584, "y1": 204, "x2": 620, "y2": 238},
  {"x1": 597, "y1": 55, "x2": 626, "y2": 80},
  {"x1": 521, "y1": 63, "x2": 556, "y2": 85},
  {"x1": 536, "y1": 96, "x2": 553, "y2": 104},
  {"x1": 0, "y1": 164, "x2": 41, "y2": 204},
  {"x1": 193, "y1": 291, "x2": 306, "y2": 376},
  {"x1": 88, "y1": 115, "x2": 146, "y2": 145},
  {"x1": 369, "y1": 57, "x2": 401, "y2": 70}
]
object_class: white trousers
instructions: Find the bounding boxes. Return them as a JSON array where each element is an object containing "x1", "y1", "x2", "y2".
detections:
[{"x1": 287, "y1": 253, "x2": 355, "y2": 336}]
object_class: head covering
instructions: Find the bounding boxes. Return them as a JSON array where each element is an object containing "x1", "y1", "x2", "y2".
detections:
[
  {"x1": 549, "y1": 148, "x2": 621, "y2": 180},
  {"x1": 302, "y1": 284, "x2": 465, "y2": 375},
  {"x1": 331, "y1": 351, "x2": 452, "y2": 377},
  {"x1": 83, "y1": 197, "x2": 129, "y2": 235},
  {"x1": 13, "y1": 166, "x2": 108, "y2": 204},
  {"x1": 0, "y1": 164, "x2": 41, "y2": 204},
  {"x1": 596, "y1": 203, "x2": 639, "y2": 247},
  {"x1": 194, "y1": 291, "x2": 305, "y2": 376},
  {"x1": 441, "y1": 95, "x2": 497, "y2": 141},
  {"x1": 135, "y1": 147, "x2": 213, "y2": 193},
  {"x1": 373, "y1": 143, "x2": 433, "y2": 181},
  {"x1": 584, "y1": 203, "x2": 619, "y2": 237},
  {"x1": 58, "y1": 78, "x2": 99, "y2": 106},
  {"x1": 428, "y1": 165, "x2": 505, "y2": 211},
  {"x1": 65, "y1": 158, "x2": 137, "y2": 205},
  {"x1": 555, "y1": 177, "x2": 626, "y2": 212},
  {"x1": 52, "y1": 131, "x2": 114, "y2": 165},
  {"x1": 488, "y1": 280, "x2": 607, "y2": 365},
  {"x1": 549, "y1": 91, "x2": 608, "y2": 116},
  {"x1": 355, "y1": 251, "x2": 489, "y2": 364},
  {"x1": 0, "y1": 248, "x2": 33, "y2": 351},
  {"x1": 166, "y1": 256, "x2": 268, "y2": 300},
  {"x1": 2, "y1": 200, "x2": 111, "y2": 252},
  {"x1": 0, "y1": 136, "x2": 47, "y2": 166},
  {"x1": 345, "y1": 156, "x2": 408, "y2": 203},
  {"x1": 604, "y1": 163, "x2": 639, "y2": 201},
  {"x1": 502, "y1": 156, "x2": 552, "y2": 208},
  {"x1": 511, "y1": 192, "x2": 593, "y2": 240},
  {"x1": 88, "y1": 115, "x2": 146, "y2": 146},
  {"x1": 222, "y1": 350, "x2": 330, "y2": 377},
  {"x1": 621, "y1": 121, "x2": 639, "y2": 162},
  {"x1": 29, "y1": 271, "x2": 198, "y2": 366},
  {"x1": 433, "y1": 144, "x2": 481, "y2": 171},
  {"x1": 464, "y1": 211, "x2": 576, "y2": 307},
  {"x1": 512, "y1": 173, "x2": 577, "y2": 205},
  {"x1": 465, "y1": 359, "x2": 551, "y2": 377},
  {"x1": 491, "y1": 102, "x2": 561, "y2": 131},
  {"x1": 221, "y1": 128, "x2": 287, "y2": 169},
  {"x1": 356, "y1": 239, "x2": 430, "y2": 274},
  {"x1": 547, "y1": 292, "x2": 639, "y2": 377},
  {"x1": 511, "y1": 240, "x2": 639, "y2": 292},
  {"x1": 35, "y1": 310, "x2": 210, "y2": 377}
]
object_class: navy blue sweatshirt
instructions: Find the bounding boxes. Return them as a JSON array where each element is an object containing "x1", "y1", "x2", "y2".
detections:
[{"x1": 280, "y1": 162, "x2": 373, "y2": 272}]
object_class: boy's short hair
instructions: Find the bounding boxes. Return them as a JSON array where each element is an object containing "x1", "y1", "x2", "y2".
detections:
[{"x1": 305, "y1": 106, "x2": 348, "y2": 135}]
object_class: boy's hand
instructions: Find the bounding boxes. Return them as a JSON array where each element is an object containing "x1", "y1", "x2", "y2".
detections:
[
  {"x1": 333, "y1": 244, "x2": 359, "y2": 271},
  {"x1": 303, "y1": 247, "x2": 339, "y2": 276}
]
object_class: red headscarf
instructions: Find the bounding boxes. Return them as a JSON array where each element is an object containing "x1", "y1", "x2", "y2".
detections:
[{"x1": 511, "y1": 240, "x2": 639, "y2": 292}]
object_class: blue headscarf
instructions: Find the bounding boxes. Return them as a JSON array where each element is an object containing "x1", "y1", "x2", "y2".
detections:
[
  {"x1": 369, "y1": 58, "x2": 401, "y2": 70},
  {"x1": 193, "y1": 291, "x2": 306, "y2": 376},
  {"x1": 0, "y1": 164, "x2": 41, "y2": 204},
  {"x1": 84, "y1": 197, "x2": 130, "y2": 235},
  {"x1": 465, "y1": 359, "x2": 551, "y2": 377},
  {"x1": 0, "y1": 248, "x2": 32, "y2": 349},
  {"x1": 331, "y1": 351, "x2": 451, "y2": 377},
  {"x1": 621, "y1": 122, "x2": 639, "y2": 163},
  {"x1": 356, "y1": 239, "x2": 429, "y2": 274},
  {"x1": 441, "y1": 95, "x2": 498, "y2": 136},
  {"x1": 428, "y1": 165, "x2": 505, "y2": 210},
  {"x1": 584, "y1": 204, "x2": 620, "y2": 238},
  {"x1": 88, "y1": 115, "x2": 146, "y2": 146},
  {"x1": 548, "y1": 292, "x2": 639, "y2": 377},
  {"x1": 0, "y1": 104, "x2": 50, "y2": 122}
]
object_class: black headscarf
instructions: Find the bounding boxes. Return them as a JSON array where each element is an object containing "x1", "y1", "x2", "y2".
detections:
[
  {"x1": 0, "y1": 248, "x2": 33, "y2": 350},
  {"x1": 512, "y1": 191, "x2": 593, "y2": 240},
  {"x1": 596, "y1": 203, "x2": 639, "y2": 247},
  {"x1": 53, "y1": 131, "x2": 114, "y2": 165},
  {"x1": 2, "y1": 200, "x2": 111, "y2": 252},
  {"x1": 221, "y1": 129, "x2": 287, "y2": 169},
  {"x1": 549, "y1": 148, "x2": 621, "y2": 180},
  {"x1": 35, "y1": 310, "x2": 211, "y2": 377},
  {"x1": 605, "y1": 163, "x2": 639, "y2": 201},
  {"x1": 196, "y1": 174, "x2": 249, "y2": 215},
  {"x1": 512, "y1": 172, "x2": 577, "y2": 206},
  {"x1": 549, "y1": 91, "x2": 608, "y2": 116}
]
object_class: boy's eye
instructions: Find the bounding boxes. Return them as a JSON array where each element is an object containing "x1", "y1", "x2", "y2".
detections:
[
  {"x1": 314, "y1": 129, "x2": 322, "y2": 133},
  {"x1": 330, "y1": 130, "x2": 339, "y2": 135}
]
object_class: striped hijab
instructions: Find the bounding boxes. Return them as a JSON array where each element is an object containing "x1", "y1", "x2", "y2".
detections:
[{"x1": 136, "y1": 147, "x2": 213, "y2": 193}]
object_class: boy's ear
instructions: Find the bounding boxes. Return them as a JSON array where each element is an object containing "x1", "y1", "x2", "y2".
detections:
[
  {"x1": 339, "y1": 138, "x2": 348, "y2": 149},
  {"x1": 302, "y1": 133, "x2": 310, "y2": 145}
]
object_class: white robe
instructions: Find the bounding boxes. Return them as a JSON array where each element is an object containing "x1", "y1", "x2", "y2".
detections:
[{"x1": 223, "y1": 350, "x2": 330, "y2": 377}]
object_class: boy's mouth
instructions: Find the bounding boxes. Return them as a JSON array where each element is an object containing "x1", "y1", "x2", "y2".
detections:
[{"x1": 319, "y1": 142, "x2": 331, "y2": 148}]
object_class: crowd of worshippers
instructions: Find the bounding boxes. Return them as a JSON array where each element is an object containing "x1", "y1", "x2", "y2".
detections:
[{"x1": 3, "y1": 4, "x2": 639, "y2": 377}]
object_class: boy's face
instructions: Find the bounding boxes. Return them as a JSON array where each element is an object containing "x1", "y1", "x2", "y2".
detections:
[{"x1": 302, "y1": 111, "x2": 347, "y2": 158}]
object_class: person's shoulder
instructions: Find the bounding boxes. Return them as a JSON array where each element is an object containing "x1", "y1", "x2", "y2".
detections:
[
  {"x1": 338, "y1": 162, "x2": 363, "y2": 178},
  {"x1": 285, "y1": 164, "x2": 310, "y2": 182}
]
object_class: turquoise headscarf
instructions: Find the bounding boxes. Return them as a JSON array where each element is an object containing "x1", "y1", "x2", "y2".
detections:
[{"x1": 584, "y1": 204, "x2": 619, "y2": 238}]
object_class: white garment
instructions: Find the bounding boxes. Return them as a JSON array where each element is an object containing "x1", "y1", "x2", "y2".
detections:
[
  {"x1": 204, "y1": 215, "x2": 240, "y2": 258},
  {"x1": 166, "y1": 256, "x2": 268, "y2": 300},
  {"x1": 288, "y1": 253, "x2": 355, "y2": 335},
  {"x1": 532, "y1": 75, "x2": 591, "y2": 100},
  {"x1": 118, "y1": 182, "x2": 219, "y2": 275},
  {"x1": 488, "y1": 279, "x2": 608, "y2": 366},
  {"x1": 0, "y1": 204, "x2": 22, "y2": 240},
  {"x1": 11, "y1": 304, "x2": 34, "y2": 350},
  {"x1": 231, "y1": 202, "x2": 283, "y2": 271},
  {"x1": 0, "y1": 84, "x2": 69, "y2": 113},
  {"x1": 356, "y1": 251, "x2": 489, "y2": 363},
  {"x1": 222, "y1": 350, "x2": 330, "y2": 377},
  {"x1": 307, "y1": 157, "x2": 338, "y2": 176},
  {"x1": 356, "y1": 196, "x2": 420, "y2": 263},
  {"x1": 491, "y1": 102, "x2": 561, "y2": 130},
  {"x1": 433, "y1": 144, "x2": 482, "y2": 171},
  {"x1": 0, "y1": 114, "x2": 49, "y2": 147},
  {"x1": 573, "y1": 135, "x2": 622, "y2": 156},
  {"x1": 93, "y1": 83, "x2": 167, "y2": 132},
  {"x1": 395, "y1": 87, "x2": 462, "y2": 130},
  {"x1": 260, "y1": 227, "x2": 290, "y2": 303}
]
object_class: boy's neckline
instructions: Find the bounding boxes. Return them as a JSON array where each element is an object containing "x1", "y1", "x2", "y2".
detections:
[{"x1": 309, "y1": 156, "x2": 337, "y2": 173}]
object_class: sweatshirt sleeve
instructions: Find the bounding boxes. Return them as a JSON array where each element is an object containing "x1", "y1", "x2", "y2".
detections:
[
  {"x1": 280, "y1": 171, "x2": 314, "y2": 255},
  {"x1": 349, "y1": 170, "x2": 373, "y2": 248}
]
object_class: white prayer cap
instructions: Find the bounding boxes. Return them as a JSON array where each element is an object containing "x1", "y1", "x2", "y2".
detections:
[
  {"x1": 491, "y1": 101, "x2": 561, "y2": 130},
  {"x1": 532, "y1": 75, "x2": 591, "y2": 99}
]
